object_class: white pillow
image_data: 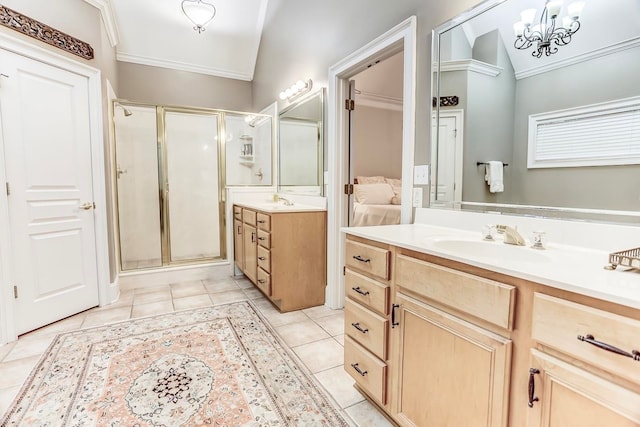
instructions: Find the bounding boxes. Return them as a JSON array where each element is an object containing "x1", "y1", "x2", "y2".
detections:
[{"x1": 354, "y1": 183, "x2": 395, "y2": 205}]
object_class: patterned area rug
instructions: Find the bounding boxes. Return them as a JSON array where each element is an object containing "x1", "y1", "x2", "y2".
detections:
[{"x1": 1, "y1": 301, "x2": 350, "y2": 426}]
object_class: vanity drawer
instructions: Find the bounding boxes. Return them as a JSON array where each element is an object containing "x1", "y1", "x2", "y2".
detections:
[
  {"x1": 257, "y1": 246, "x2": 271, "y2": 273},
  {"x1": 256, "y1": 267, "x2": 271, "y2": 296},
  {"x1": 242, "y1": 209, "x2": 256, "y2": 226},
  {"x1": 345, "y1": 268, "x2": 389, "y2": 316},
  {"x1": 532, "y1": 293, "x2": 640, "y2": 385},
  {"x1": 345, "y1": 298, "x2": 388, "y2": 360},
  {"x1": 233, "y1": 205, "x2": 242, "y2": 220},
  {"x1": 257, "y1": 212, "x2": 271, "y2": 232},
  {"x1": 257, "y1": 229, "x2": 270, "y2": 249},
  {"x1": 345, "y1": 240, "x2": 390, "y2": 281},
  {"x1": 344, "y1": 336, "x2": 387, "y2": 405},
  {"x1": 395, "y1": 254, "x2": 515, "y2": 330}
]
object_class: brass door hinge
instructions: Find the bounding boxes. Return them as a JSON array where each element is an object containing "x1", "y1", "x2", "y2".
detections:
[
  {"x1": 344, "y1": 184, "x2": 354, "y2": 195},
  {"x1": 345, "y1": 99, "x2": 355, "y2": 111},
  {"x1": 13, "y1": 285, "x2": 18, "y2": 299},
  {"x1": 343, "y1": 266, "x2": 346, "y2": 276},
  {"x1": 5, "y1": 182, "x2": 9, "y2": 196}
]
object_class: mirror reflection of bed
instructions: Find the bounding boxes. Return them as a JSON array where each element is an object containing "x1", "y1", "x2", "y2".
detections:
[{"x1": 352, "y1": 176, "x2": 402, "y2": 226}]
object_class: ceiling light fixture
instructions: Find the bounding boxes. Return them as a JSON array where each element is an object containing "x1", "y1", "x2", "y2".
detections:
[
  {"x1": 513, "y1": 0, "x2": 584, "y2": 58},
  {"x1": 181, "y1": 0, "x2": 216, "y2": 34},
  {"x1": 279, "y1": 79, "x2": 313, "y2": 102}
]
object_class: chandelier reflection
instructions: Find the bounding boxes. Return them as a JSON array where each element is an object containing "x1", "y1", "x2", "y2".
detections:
[{"x1": 513, "y1": 0, "x2": 585, "y2": 58}]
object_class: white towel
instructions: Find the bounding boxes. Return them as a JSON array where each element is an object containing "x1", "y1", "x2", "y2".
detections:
[{"x1": 485, "y1": 161, "x2": 504, "y2": 193}]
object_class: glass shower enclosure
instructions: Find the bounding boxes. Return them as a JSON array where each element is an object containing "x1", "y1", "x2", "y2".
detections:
[{"x1": 113, "y1": 103, "x2": 225, "y2": 271}]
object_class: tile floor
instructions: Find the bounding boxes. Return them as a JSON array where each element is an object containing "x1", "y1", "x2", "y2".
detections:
[{"x1": 0, "y1": 275, "x2": 393, "y2": 426}]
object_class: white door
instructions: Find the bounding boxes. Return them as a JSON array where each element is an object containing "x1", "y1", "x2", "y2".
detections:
[
  {"x1": 431, "y1": 112, "x2": 463, "y2": 204},
  {"x1": 0, "y1": 48, "x2": 99, "y2": 335}
]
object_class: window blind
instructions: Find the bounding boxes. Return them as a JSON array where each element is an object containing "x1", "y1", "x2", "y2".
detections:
[{"x1": 528, "y1": 97, "x2": 640, "y2": 168}]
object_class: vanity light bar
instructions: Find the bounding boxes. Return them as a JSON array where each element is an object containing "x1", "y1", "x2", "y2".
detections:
[{"x1": 279, "y1": 79, "x2": 313, "y2": 102}]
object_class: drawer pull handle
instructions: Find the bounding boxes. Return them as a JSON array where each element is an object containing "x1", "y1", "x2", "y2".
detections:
[
  {"x1": 258, "y1": 256, "x2": 266, "y2": 261},
  {"x1": 258, "y1": 237, "x2": 265, "y2": 241},
  {"x1": 577, "y1": 334, "x2": 640, "y2": 361},
  {"x1": 258, "y1": 279, "x2": 266, "y2": 284},
  {"x1": 391, "y1": 304, "x2": 400, "y2": 328},
  {"x1": 351, "y1": 287, "x2": 370, "y2": 296},
  {"x1": 353, "y1": 255, "x2": 371, "y2": 263},
  {"x1": 351, "y1": 322, "x2": 368, "y2": 334},
  {"x1": 258, "y1": 220, "x2": 266, "y2": 224},
  {"x1": 350, "y1": 363, "x2": 368, "y2": 377},
  {"x1": 528, "y1": 368, "x2": 540, "y2": 408}
]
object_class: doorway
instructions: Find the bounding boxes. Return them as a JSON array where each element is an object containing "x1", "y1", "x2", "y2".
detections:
[
  {"x1": 326, "y1": 16, "x2": 417, "y2": 309},
  {"x1": 112, "y1": 103, "x2": 226, "y2": 272}
]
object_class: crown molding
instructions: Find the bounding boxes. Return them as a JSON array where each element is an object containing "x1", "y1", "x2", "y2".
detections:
[
  {"x1": 83, "y1": 0, "x2": 119, "y2": 47},
  {"x1": 117, "y1": 52, "x2": 253, "y2": 81},
  {"x1": 516, "y1": 36, "x2": 640, "y2": 80},
  {"x1": 356, "y1": 92, "x2": 403, "y2": 111},
  {"x1": 436, "y1": 59, "x2": 503, "y2": 76}
]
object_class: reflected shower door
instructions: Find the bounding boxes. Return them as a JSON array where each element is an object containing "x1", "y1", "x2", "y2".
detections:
[
  {"x1": 113, "y1": 105, "x2": 162, "y2": 270},
  {"x1": 164, "y1": 110, "x2": 222, "y2": 262}
]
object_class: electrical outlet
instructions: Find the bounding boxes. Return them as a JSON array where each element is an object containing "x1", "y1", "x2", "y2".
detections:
[
  {"x1": 414, "y1": 165, "x2": 430, "y2": 185},
  {"x1": 412, "y1": 187, "x2": 423, "y2": 207}
]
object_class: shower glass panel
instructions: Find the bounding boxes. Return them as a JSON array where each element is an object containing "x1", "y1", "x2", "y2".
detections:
[
  {"x1": 113, "y1": 105, "x2": 162, "y2": 270},
  {"x1": 164, "y1": 110, "x2": 221, "y2": 262}
]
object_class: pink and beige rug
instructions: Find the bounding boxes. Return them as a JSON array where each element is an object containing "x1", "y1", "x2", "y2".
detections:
[{"x1": 1, "y1": 301, "x2": 350, "y2": 426}]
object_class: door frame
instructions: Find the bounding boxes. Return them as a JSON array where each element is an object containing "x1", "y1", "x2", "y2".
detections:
[
  {"x1": 0, "y1": 32, "x2": 110, "y2": 343},
  {"x1": 326, "y1": 16, "x2": 417, "y2": 309}
]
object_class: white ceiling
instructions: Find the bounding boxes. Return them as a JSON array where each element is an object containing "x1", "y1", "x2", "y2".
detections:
[{"x1": 108, "y1": 0, "x2": 268, "y2": 81}]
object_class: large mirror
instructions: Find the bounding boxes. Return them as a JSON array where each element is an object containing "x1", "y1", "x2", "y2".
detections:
[
  {"x1": 431, "y1": 0, "x2": 640, "y2": 223},
  {"x1": 278, "y1": 89, "x2": 324, "y2": 196}
]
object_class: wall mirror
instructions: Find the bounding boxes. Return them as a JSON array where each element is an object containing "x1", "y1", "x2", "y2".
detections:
[
  {"x1": 431, "y1": 0, "x2": 640, "y2": 223},
  {"x1": 278, "y1": 89, "x2": 324, "y2": 196}
]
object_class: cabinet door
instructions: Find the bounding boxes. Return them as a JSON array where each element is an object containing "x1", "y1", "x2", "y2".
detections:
[
  {"x1": 527, "y1": 349, "x2": 640, "y2": 427},
  {"x1": 391, "y1": 293, "x2": 511, "y2": 427},
  {"x1": 234, "y1": 219, "x2": 244, "y2": 270},
  {"x1": 243, "y1": 223, "x2": 257, "y2": 283}
]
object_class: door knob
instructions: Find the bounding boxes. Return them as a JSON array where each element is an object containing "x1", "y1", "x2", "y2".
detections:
[{"x1": 80, "y1": 202, "x2": 95, "y2": 210}]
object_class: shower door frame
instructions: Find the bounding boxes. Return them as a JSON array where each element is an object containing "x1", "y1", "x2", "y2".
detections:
[{"x1": 112, "y1": 100, "x2": 228, "y2": 272}]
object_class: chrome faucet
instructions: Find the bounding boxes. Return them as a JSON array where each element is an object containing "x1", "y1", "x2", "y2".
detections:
[
  {"x1": 278, "y1": 196, "x2": 294, "y2": 206},
  {"x1": 496, "y1": 225, "x2": 526, "y2": 246}
]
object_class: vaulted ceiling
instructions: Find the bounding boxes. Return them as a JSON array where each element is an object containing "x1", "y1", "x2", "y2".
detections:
[{"x1": 99, "y1": 0, "x2": 268, "y2": 81}]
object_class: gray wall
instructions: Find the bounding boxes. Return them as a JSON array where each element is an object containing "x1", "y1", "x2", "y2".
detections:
[
  {"x1": 511, "y1": 46, "x2": 640, "y2": 211},
  {"x1": 253, "y1": 0, "x2": 484, "y2": 172},
  {"x1": 117, "y1": 62, "x2": 252, "y2": 112}
]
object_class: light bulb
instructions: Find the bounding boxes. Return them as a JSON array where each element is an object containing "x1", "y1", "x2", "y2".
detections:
[
  {"x1": 546, "y1": 0, "x2": 563, "y2": 19},
  {"x1": 296, "y1": 80, "x2": 306, "y2": 89},
  {"x1": 513, "y1": 21, "x2": 525, "y2": 37},
  {"x1": 279, "y1": 92, "x2": 287, "y2": 100},
  {"x1": 562, "y1": 16, "x2": 573, "y2": 28},
  {"x1": 567, "y1": 1, "x2": 584, "y2": 20},
  {"x1": 520, "y1": 8, "x2": 537, "y2": 26}
]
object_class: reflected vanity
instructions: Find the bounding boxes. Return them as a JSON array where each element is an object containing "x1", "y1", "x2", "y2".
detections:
[
  {"x1": 430, "y1": 0, "x2": 640, "y2": 223},
  {"x1": 277, "y1": 89, "x2": 324, "y2": 196}
]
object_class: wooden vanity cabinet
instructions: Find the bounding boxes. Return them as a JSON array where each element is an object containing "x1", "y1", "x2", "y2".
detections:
[
  {"x1": 390, "y1": 249, "x2": 513, "y2": 427},
  {"x1": 234, "y1": 205, "x2": 326, "y2": 312},
  {"x1": 526, "y1": 293, "x2": 640, "y2": 426},
  {"x1": 343, "y1": 233, "x2": 640, "y2": 427}
]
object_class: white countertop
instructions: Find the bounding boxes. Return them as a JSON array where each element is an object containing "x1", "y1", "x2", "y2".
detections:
[
  {"x1": 343, "y1": 224, "x2": 640, "y2": 310},
  {"x1": 234, "y1": 201, "x2": 326, "y2": 213}
]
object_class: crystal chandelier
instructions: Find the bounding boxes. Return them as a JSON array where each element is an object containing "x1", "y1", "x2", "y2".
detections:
[
  {"x1": 181, "y1": 0, "x2": 216, "y2": 34},
  {"x1": 513, "y1": 0, "x2": 585, "y2": 58}
]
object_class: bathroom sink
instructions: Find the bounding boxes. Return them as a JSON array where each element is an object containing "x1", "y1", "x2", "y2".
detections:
[{"x1": 428, "y1": 238, "x2": 551, "y2": 263}]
